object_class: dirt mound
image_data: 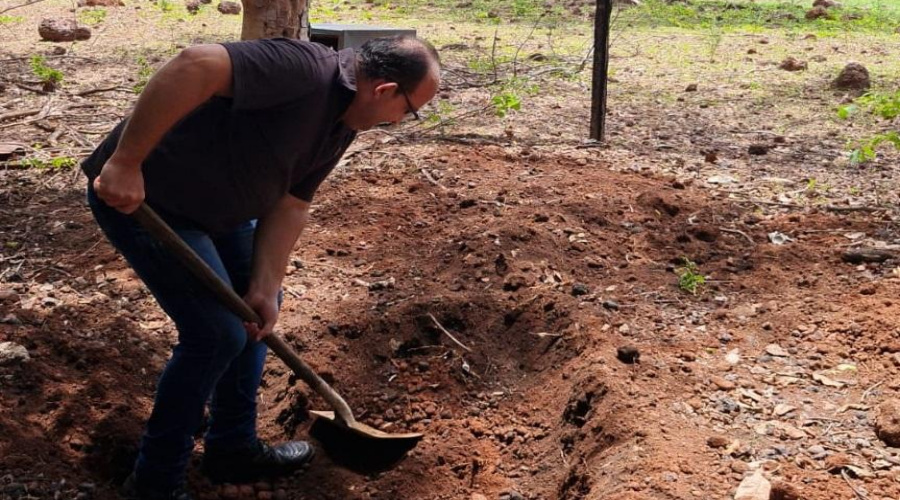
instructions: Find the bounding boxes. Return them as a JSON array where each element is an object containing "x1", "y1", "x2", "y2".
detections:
[{"x1": 832, "y1": 62, "x2": 871, "y2": 91}]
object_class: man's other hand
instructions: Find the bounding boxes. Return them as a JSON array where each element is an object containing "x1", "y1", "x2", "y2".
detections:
[{"x1": 93, "y1": 157, "x2": 145, "y2": 214}]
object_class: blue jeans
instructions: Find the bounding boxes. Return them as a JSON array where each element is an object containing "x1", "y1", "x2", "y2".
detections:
[{"x1": 87, "y1": 185, "x2": 268, "y2": 492}]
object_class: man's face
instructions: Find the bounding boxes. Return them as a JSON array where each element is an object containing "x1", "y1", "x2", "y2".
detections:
[{"x1": 344, "y1": 69, "x2": 440, "y2": 131}]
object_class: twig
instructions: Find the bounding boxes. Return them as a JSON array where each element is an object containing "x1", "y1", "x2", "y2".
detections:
[
  {"x1": 427, "y1": 313, "x2": 472, "y2": 352},
  {"x1": 0, "y1": 0, "x2": 50, "y2": 15},
  {"x1": 512, "y1": 12, "x2": 546, "y2": 78},
  {"x1": 76, "y1": 85, "x2": 128, "y2": 97},
  {"x1": 419, "y1": 167, "x2": 445, "y2": 189},
  {"x1": 719, "y1": 227, "x2": 755, "y2": 245},
  {"x1": 0, "y1": 108, "x2": 40, "y2": 122},
  {"x1": 862, "y1": 380, "x2": 884, "y2": 400},
  {"x1": 841, "y1": 470, "x2": 868, "y2": 500}
]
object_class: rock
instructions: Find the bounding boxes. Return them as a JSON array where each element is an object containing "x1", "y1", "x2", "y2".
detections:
[
  {"x1": 778, "y1": 57, "x2": 808, "y2": 71},
  {"x1": 711, "y1": 377, "x2": 736, "y2": 391},
  {"x1": 185, "y1": 0, "x2": 201, "y2": 13},
  {"x1": 602, "y1": 300, "x2": 619, "y2": 310},
  {"x1": 734, "y1": 469, "x2": 771, "y2": 500},
  {"x1": 217, "y1": 1, "x2": 241, "y2": 14},
  {"x1": 571, "y1": 283, "x2": 590, "y2": 296},
  {"x1": 765, "y1": 344, "x2": 789, "y2": 357},
  {"x1": 38, "y1": 18, "x2": 91, "y2": 42},
  {"x1": 805, "y1": 6, "x2": 831, "y2": 19},
  {"x1": 617, "y1": 346, "x2": 640, "y2": 364},
  {"x1": 0, "y1": 342, "x2": 30, "y2": 365},
  {"x1": 771, "y1": 481, "x2": 801, "y2": 500},
  {"x1": 707, "y1": 435, "x2": 729, "y2": 448},
  {"x1": 874, "y1": 399, "x2": 900, "y2": 447},
  {"x1": 748, "y1": 144, "x2": 769, "y2": 155},
  {"x1": 841, "y1": 247, "x2": 893, "y2": 264},
  {"x1": 812, "y1": 0, "x2": 838, "y2": 7},
  {"x1": 685, "y1": 83, "x2": 698, "y2": 92},
  {"x1": 500, "y1": 492, "x2": 525, "y2": 500},
  {"x1": 832, "y1": 62, "x2": 870, "y2": 91}
]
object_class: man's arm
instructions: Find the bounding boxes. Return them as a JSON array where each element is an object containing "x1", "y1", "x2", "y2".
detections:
[
  {"x1": 243, "y1": 193, "x2": 310, "y2": 341},
  {"x1": 93, "y1": 44, "x2": 233, "y2": 214}
]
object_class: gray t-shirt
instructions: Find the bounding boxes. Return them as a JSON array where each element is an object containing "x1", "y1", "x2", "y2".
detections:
[{"x1": 82, "y1": 39, "x2": 358, "y2": 232}]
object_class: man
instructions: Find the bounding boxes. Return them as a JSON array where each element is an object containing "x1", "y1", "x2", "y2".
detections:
[{"x1": 81, "y1": 35, "x2": 440, "y2": 500}]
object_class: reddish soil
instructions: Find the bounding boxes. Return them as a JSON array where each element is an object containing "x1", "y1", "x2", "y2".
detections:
[{"x1": 4, "y1": 144, "x2": 900, "y2": 500}]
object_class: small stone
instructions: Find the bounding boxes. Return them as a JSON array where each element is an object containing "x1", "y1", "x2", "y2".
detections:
[
  {"x1": 571, "y1": 283, "x2": 590, "y2": 296},
  {"x1": 711, "y1": 376, "x2": 736, "y2": 391},
  {"x1": 734, "y1": 469, "x2": 771, "y2": 500},
  {"x1": 617, "y1": 346, "x2": 640, "y2": 364},
  {"x1": 685, "y1": 83, "x2": 698, "y2": 92},
  {"x1": 748, "y1": 144, "x2": 769, "y2": 155},
  {"x1": 0, "y1": 342, "x2": 30, "y2": 365},
  {"x1": 707, "y1": 435, "x2": 729, "y2": 449},
  {"x1": 602, "y1": 300, "x2": 619, "y2": 310},
  {"x1": 807, "y1": 445, "x2": 827, "y2": 459}
]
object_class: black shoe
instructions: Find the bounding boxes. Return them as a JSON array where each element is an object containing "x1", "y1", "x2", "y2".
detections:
[
  {"x1": 121, "y1": 473, "x2": 194, "y2": 500},
  {"x1": 201, "y1": 440, "x2": 315, "y2": 484}
]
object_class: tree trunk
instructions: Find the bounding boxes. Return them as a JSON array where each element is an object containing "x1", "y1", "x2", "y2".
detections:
[
  {"x1": 589, "y1": 0, "x2": 612, "y2": 141},
  {"x1": 240, "y1": 0, "x2": 309, "y2": 41}
]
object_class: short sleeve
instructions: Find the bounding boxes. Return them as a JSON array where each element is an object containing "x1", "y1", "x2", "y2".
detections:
[{"x1": 220, "y1": 38, "x2": 333, "y2": 110}]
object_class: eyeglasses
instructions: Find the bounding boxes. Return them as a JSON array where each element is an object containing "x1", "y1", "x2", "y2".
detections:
[{"x1": 399, "y1": 87, "x2": 421, "y2": 121}]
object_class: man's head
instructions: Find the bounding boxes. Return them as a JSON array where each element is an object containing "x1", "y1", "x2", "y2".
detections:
[{"x1": 342, "y1": 36, "x2": 441, "y2": 131}]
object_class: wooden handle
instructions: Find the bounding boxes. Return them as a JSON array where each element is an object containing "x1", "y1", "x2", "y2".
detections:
[{"x1": 131, "y1": 203, "x2": 357, "y2": 426}]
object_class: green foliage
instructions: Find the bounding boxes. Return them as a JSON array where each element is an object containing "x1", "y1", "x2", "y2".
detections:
[
  {"x1": 857, "y1": 91, "x2": 900, "y2": 120},
  {"x1": 21, "y1": 156, "x2": 78, "y2": 170},
  {"x1": 29, "y1": 56, "x2": 64, "y2": 88},
  {"x1": 133, "y1": 56, "x2": 154, "y2": 94},
  {"x1": 425, "y1": 100, "x2": 457, "y2": 126},
  {"x1": 156, "y1": 0, "x2": 175, "y2": 12},
  {"x1": 620, "y1": 0, "x2": 900, "y2": 34},
  {"x1": 0, "y1": 15, "x2": 24, "y2": 24},
  {"x1": 491, "y1": 92, "x2": 521, "y2": 117},
  {"x1": 676, "y1": 258, "x2": 706, "y2": 295},
  {"x1": 78, "y1": 8, "x2": 107, "y2": 25},
  {"x1": 849, "y1": 131, "x2": 900, "y2": 166},
  {"x1": 839, "y1": 91, "x2": 900, "y2": 165}
]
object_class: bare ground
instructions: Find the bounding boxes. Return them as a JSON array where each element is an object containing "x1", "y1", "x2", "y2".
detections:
[{"x1": 3, "y1": 1, "x2": 900, "y2": 499}]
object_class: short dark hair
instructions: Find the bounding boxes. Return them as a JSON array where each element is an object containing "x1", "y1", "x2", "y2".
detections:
[{"x1": 357, "y1": 36, "x2": 440, "y2": 92}]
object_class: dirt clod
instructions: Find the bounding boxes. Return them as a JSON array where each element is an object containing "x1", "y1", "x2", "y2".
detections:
[
  {"x1": 778, "y1": 57, "x2": 808, "y2": 71},
  {"x1": 806, "y1": 6, "x2": 831, "y2": 20},
  {"x1": 217, "y1": 1, "x2": 241, "y2": 14},
  {"x1": 38, "y1": 18, "x2": 91, "y2": 42},
  {"x1": 771, "y1": 481, "x2": 802, "y2": 500},
  {"x1": 832, "y1": 62, "x2": 870, "y2": 91},
  {"x1": 874, "y1": 399, "x2": 900, "y2": 447}
]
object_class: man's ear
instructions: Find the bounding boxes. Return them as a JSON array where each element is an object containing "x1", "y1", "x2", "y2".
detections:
[{"x1": 373, "y1": 81, "x2": 399, "y2": 98}]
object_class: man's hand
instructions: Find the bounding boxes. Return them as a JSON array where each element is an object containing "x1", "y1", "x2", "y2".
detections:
[
  {"x1": 93, "y1": 157, "x2": 145, "y2": 214},
  {"x1": 243, "y1": 290, "x2": 279, "y2": 342}
]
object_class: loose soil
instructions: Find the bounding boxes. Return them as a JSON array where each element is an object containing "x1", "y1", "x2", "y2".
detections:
[{"x1": 3, "y1": 2, "x2": 900, "y2": 500}]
